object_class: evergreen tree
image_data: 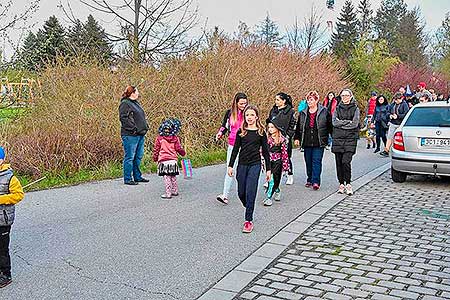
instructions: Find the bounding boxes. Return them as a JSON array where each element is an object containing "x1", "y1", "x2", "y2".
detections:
[
  {"x1": 357, "y1": 0, "x2": 373, "y2": 38},
  {"x1": 18, "y1": 31, "x2": 42, "y2": 70},
  {"x1": 373, "y1": 0, "x2": 407, "y2": 56},
  {"x1": 40, "y1": 16, "x2": 67, "y2": 62},
  {"x1": 82, "y1": 15, "x2": 113, "y2": 62},
  {"x1": 396, "y1": 8, "x2": 427, "y2": 66},
  {"x1": 67, "y1": 20, "x2": 85, "y2": 56},
  {"x1": 256, "y1": 14, "x2": 282, "y2": 47},
  {"x1": 331, "y1": 0, "x2": 359, "y2": 59}
]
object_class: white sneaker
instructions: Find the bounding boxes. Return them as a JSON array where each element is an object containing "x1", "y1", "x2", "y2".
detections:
[
  {"x1": 345, "y1": 184, "x2": 353, "y2": 195},
  {"x1": 263, "y1": 182, "x2": 269, "y2": 188},
  {"x1": 274, "y1": 191, "x2": 281, "y2": 201},
  {"x1": 286, "y1": 175, "x2": 294, "y2": 185},
  {"x1": 338, "y1": 184, "x2": 345, "y2": 194},
  {"x1": 263, "y1": 198, "x2": 273, "y2": 206}
]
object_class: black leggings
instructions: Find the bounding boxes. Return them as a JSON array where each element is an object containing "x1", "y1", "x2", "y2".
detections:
[
  {"x1": 375, "y1": 122, "x2": 387, "y2": 150},
  {"x1": 267, "y1": 160, "x2": 282, "y2": 198},
  {"x1": 287, "y1": 138, "x2": 293, "y2": 175},
  {"x1": 334, "y1": 152, "x2": 354, "y2": 185}
]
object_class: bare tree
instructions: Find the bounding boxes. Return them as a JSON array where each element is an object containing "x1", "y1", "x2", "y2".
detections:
[
  {"x1": 76, "y1": 0, "x2": 199, "y2": 63},
  {"x1": 287, "y1": 5, "x2": 328, "y2": 56},
  {"x1": 0, "y1": 0, "x2": 39, "y2": 33},
  {"x1": 0, "y1": 0, "x2": 39, "y2": 62}
]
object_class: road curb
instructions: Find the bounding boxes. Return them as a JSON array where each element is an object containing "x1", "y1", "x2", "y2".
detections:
[{"x1": 197, "y1": 162, "x2": 391, "y2": 300}]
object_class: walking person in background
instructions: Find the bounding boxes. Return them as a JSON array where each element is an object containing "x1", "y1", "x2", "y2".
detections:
[
  {"x1": 152, "y1": 118, "x2": 186, "y2": 199},
  {"x1": 294, "y1": 91, "x2": 332, "y2": 191},
  {"x1": 323, "y1": 91, "x2": 338, "y2": 150},
  {"x1": 372, "y1": 95, "x2": 389, "y2": 153},
  {"x1": 331, "y1": 89, "x2": 360, "y2": 195},
  {"x1": 119, "y1": 85, "x2": 149, "y2": 185},
  {"x1": 215, "y1": 93, "x2": 248, "y2": 204},
  {"x1": 267, "y1": 92, "x2": 296, "y2": 185},
  {"x1": 228, "y1": 105, "x2": 271, "y2": 233},
  {"x1": 0, "y1": 147, "x2": 25, "y2": 288},
  {"x1": 380, "y1": 92, "x2": 409, "y2": 157},
  {"x1": 263, "y1": 119, "x2": 289, "y2": 206}
]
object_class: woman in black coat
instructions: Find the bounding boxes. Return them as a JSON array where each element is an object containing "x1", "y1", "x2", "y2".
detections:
[
  {"x1": 372, "y1": 95, "x2": 389, "y2": 153},
  {"x1": 332, "y1": 88, "x2": 360, "y2": 195},
  {"x1": 267, "y1": 92, "x2": 296, "y2": 185}
]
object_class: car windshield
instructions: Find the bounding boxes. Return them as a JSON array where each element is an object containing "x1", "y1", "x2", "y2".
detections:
[{"x1": 404, "y1": 107, "x2": 450, "y2": 127}]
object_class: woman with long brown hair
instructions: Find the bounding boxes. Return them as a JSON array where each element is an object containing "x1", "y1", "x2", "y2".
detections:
[
  {"x1": 215, "y1": 92, "x2": 248, "y2": 204},
  {"x1": 119, "y1": 85, "x2": 149, "y2": 185}
]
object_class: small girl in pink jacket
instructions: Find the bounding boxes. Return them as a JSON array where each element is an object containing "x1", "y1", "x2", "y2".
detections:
[{"x1": 152, "y1": 118, "x2": 186, "y2": 199}]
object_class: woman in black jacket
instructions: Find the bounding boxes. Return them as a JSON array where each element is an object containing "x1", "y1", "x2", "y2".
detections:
[
  {"x1": 267, "y1": 92, "x2": 296, "y2": 185},
  {"x1": 119, "y1": 85, "x2": 149, "y2": 185},
  {"x1": 372, "y1": 95, "x2": 389, "y2": 153},
  {"x1": 332, "y1": 88, "x2": 360, "y2": 195},
  {"x1": 294, "y1": 91, "x2": 332, "y2": 190}
]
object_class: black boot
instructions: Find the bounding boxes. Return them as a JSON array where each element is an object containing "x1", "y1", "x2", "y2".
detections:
[{"x1": 0, "y1": 274, "x2": 12, "y2": 288}]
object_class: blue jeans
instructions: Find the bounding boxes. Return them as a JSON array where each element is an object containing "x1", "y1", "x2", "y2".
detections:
[
  {"x1": 236, "y1": 164, "x2": 261, "y2": 222},
  {"x1": 303, "y1": 147, "x2": 325, "y2": 185},
  {"x1": 122, "y1": 135, "x2": 145, "y2": 182}
]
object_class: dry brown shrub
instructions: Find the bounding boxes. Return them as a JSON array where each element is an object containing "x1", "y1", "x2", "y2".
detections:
[{"x1": 1, "y1": 42, "x2": 350, "y2": 177}]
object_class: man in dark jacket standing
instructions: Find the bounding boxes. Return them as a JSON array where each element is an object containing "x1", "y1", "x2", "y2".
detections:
[
  {"x1": 119, "y1": 85, "x2": 150, "y2": 185},
  {"x1": 379, "y1": 92, "x2": 409, "y2": 157},
  {"x1": 332, "y1": 89, "x2": 360, "y2": 195}
]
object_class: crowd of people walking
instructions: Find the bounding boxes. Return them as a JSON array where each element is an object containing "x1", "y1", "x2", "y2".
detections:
[{"x1": 117, "y1": 82, "x2": 447, "y2": 234}]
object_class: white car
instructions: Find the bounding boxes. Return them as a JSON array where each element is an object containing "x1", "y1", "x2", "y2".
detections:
[{"x1": 391, "y1": 101, "x2": 450, "y2": 182}]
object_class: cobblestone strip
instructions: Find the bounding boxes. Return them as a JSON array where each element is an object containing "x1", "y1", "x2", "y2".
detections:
[
  {"x1": 197, "y1": 163, "x2": 391, "y2": 300},
  {"x1": 232, "y1": 171, "x2": 450, "y2": 300}
]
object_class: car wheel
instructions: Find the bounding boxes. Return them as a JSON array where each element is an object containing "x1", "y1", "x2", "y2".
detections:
[{"x1": 391, "y1": 167, "x2": 407, "y2": 183}]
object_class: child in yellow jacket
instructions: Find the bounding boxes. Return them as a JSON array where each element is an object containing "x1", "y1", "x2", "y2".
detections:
[{"x1": 0, "y1": 147, "x2": 24, "y2": 288}]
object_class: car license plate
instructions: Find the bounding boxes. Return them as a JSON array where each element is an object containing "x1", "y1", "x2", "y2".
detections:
[{"x1": 421, "y1": 138, "x2": 450, "y2": 148}]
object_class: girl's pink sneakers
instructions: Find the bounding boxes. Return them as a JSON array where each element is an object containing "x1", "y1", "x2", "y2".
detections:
[{"x1": 242, "y1": 221, "x2": 254, "y2": 233}]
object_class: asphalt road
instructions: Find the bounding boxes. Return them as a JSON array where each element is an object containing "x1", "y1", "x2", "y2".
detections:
[{"x1": 1, "y1": 142, "x2": 388, "y2": 300}]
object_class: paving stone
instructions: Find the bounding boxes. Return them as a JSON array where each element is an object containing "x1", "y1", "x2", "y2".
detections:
[
  {"x1": 366, "y1": 272, "x2": 393, "y2": 281},
  {"x1": 394, "y1": 277, "x2": 422, "y2": 286},
  {"x1": 378, "y1": 280, "x2": 406, "y2": 290},
  {"x1": 263, "y1": 274, "x2": 288, "y2": 282},
  {"x1": 355, "y1": 264, "x2": 381, "y2": 272},
  {"x1": 293, "y1": 286, "x2": 322, "y2": 296},
  {"x1": 274, "y1": 291, "x2": 302, "y2": 300},
  {"x1": 240, "y1": 291, "x2": 258, "y2": 300},
  {"x1": 340, "y1": 268, "x2": 364, "y2": 276},
  {"x1": 280, "y1": 271, "x2": 306, "y2": 279},
  {"x1": 314, "y1": 283, "x2": 341, "y2": 293},
  {"x1": 371, "y1": 294, "x2": 401, "y2": 300},
  {"x1": 348, "y1": 275, "x2": 376, "y2": 284},
  {"x1": 331, "y1": 279, "x2": 358, "y2": 288},
  {"x1": 322, "y1": 272, "x2": 348, "y2": 280},
  {"x1": 322, "y1": 292, "x2": 351, "y2": 299},
  {"x1": 255, "y1": 279, "x2": 271, "y2": 286},
  {"x1": 198, "y1": 288, "x2": 236, "y2": 300},
  {"x1": 249, "y1": 285, "x2": 276, "y2": 295},
  {"x1": 269, "y1": 282, "x2": 296, "y2": 291},
  {"x1": 341, "y1": 288, "x2": 369, "y2": 298},
  {"x1": 389, "y1": 289, "x2": 421, "y2": 300},
  {"x1": 407, "y1": 285, "x2": 438, "y2": 295},
  {"x1": 360, "y1": 284, "x2": 388, "y2": 294},
  {"x1": 287, "y1": 279, "x2": 314, "y2": 287},
  {"x1": 305, "y1": 275, "x2": 332, "y2": 283},
  {"x1": 298, "y1": 267, "x2": 322, "y2": 275}
]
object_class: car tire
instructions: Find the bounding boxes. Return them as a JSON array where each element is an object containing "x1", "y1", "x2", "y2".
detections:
[{"x1": 391, "y1": 167, "x2": 407, "y2": 183}]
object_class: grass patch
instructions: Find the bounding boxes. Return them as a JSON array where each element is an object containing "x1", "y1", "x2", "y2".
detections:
[
  {"x1": 18, "y1": 148, "x2": 227, "y2": 191},
  {"x1": 0, "y1": 107, "x2": 28, "y2": 122}
]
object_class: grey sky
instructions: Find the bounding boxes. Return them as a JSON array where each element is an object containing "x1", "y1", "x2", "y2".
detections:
[{"x1": 2, "y1": 0, "x2": 450, "y2": 59}]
